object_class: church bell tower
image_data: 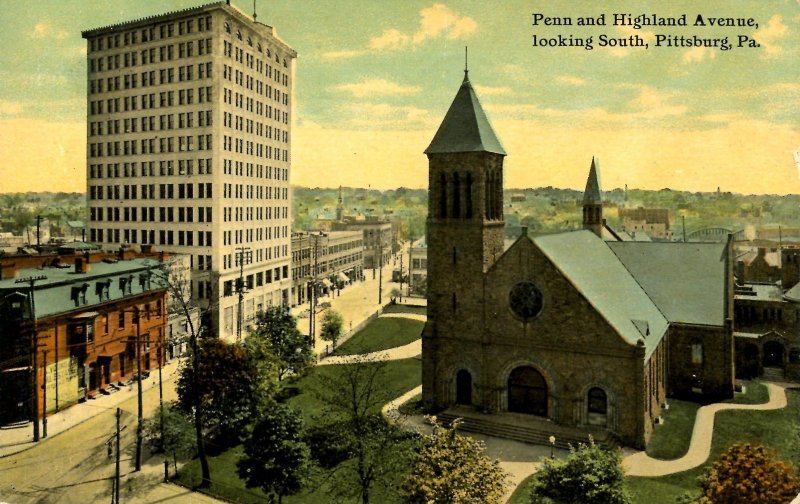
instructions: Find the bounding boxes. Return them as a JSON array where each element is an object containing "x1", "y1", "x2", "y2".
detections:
[{"x1": 422, "y1": 66, "x2": 506, "y2": 410}]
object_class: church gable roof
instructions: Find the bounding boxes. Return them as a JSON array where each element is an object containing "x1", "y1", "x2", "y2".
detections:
[
  {"x1": 425, "y1": 73, "x2": 506, "y2": 156},
  {"x1": 532, "y1": 231, "x2": 669, "y2": 357},
  {"x1": 608, "y1": 241, "x2": 727, "y2": 327},
  {"x1": 582, "y1": 157, "x2": 602, "y2": 205}
]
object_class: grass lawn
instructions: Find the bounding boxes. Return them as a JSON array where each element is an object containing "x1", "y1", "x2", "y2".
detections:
[
  {"x1": 383, "y1": 304, "x2": 427, "y2": 316},
  {"x1": 646, "y1": 399, "x2": 701, "y2": 460},
  {"x1": 627, "y1": 388, "x2": 800, "y2": 504},
  {"x1": 175, "y1": 357, "x2": 422, "y2": 502},
  {"x1": 507, "y1": 473, "x2": 535, "y2": 504},
  {"x1": 333, "y1": 317, "x2": 424, "y2": 355},
  {"x1": 726, "y1": 379, "x2": 769, "y2": 404}
]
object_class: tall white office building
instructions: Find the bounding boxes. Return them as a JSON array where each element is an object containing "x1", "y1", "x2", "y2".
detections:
[{"x1": 83, "y1": 2, "x2": 296, "y2": 338}]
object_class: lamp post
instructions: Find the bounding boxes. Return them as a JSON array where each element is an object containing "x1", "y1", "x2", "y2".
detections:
[{"x1": 549, "y1": 435, "x2": 556, "y2": 459}]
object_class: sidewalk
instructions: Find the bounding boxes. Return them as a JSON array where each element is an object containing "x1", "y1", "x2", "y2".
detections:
[
  {"x1": 291, "y1": 261, "x2": 423, "y2": 356},
  {"x1": 0, "y1": 357, "x2": 182, "y2": 458}
]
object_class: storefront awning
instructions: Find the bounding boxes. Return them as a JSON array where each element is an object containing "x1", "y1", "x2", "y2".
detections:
[
  {"x1": 337, "y1": 272, "x2": 349, "y2": 283},
  {"x1": 73, "y1": 311, "x2": 100, "y2": 320},
  {"x1": 320, "y1": 278, "x2": 332, "y2": 288},
  {"x1": 96, "y1": 342, "x2": 127, "y2": 358}
]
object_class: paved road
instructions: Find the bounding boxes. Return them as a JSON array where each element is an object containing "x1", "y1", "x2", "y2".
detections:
[{"x1": 0, "y1": 362, "x2": 222, "y2": 504}]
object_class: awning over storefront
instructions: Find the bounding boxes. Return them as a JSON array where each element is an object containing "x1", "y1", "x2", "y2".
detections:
[
  {"x1": 97, "y1": 342, "x2": 127, "y2": 358},
  {"x1": 337, "y1": 272, "x2": 349, "y2": 283},
  {"x1": 73, "y1": 311, "x2": 100, "y2": 320},
  {"x1": 319, "y1": 278, "x2": 332, "y2": 288}
]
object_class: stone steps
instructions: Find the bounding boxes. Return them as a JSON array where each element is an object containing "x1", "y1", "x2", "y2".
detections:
[
  {"x1": 762, "y1": 366, "x2": 785, "y2": 381},
  {"x1": 437, "y1": 411, "x2": 610, "y2": 450}
]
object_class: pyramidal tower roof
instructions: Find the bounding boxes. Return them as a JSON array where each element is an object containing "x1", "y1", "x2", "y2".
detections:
[
  {"x1": 582, "y1": 157, "x2": 603, "y2": 205},
  {"x1": 425, "y1": 71, "x2": 506, "y2": 156}
]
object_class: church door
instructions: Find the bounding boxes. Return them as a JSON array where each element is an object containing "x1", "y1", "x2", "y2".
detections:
[
  {"x1": 508, "y1": 366, "x2": 547, "y2": 416},
  {"x1": 763, "y1": 341, "x2": 785, "y2": 368},
  {"x1": 456, "y1": 370, "x2": 472, "y2": 405}
]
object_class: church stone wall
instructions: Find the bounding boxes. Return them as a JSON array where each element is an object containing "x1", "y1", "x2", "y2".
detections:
[{"x1": 668, "y1": 324, "x2": 734, "y2": 400}]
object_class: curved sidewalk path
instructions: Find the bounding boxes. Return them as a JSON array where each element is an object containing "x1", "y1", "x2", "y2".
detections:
[
  {"x1": 318, "y1": 313, "x2": 424, "y2": 366},
  {"x1": 623, "y1": 382, "x2": 789, "y2": 477}
]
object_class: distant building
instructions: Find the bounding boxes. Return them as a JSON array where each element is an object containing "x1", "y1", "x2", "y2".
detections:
[
  {"x1": 330, "y1": 217, "x2": 392, "y2": 269},
  {"x1": 82, "y1": 2, "x2": 297, "y2": 338},
  {"x1": 290, "y1": 231, "x2": 363, "y2": 306},
  {"x1": 619, "y1": 207, "x2": 673, "y2": 240},
  {"x1": 409, "y1": 236, "x2": 427, "y2": 296},
  {"x1": 0, "y1": 249, "x2": 169, "y2": 425}
]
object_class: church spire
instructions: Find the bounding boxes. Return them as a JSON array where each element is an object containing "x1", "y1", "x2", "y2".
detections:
[
  {"x1": 582, "y1": 157, "x2": 604, "y2": 237},
  {"x1": 425, "y1": 65, "x2": 505, "y2": 156}
]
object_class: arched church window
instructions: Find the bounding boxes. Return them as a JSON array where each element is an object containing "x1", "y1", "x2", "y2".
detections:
[
  {"x1": 587, "y1": 387, "x2": 608, "y2": 426},
  {"x1": 452, "y1": 172, "x2": 461, "y2": 218},
  {"x1": 456, "y1": 369, "x2": 472, "y2": 405},
  {"x1": 691, "y1": 341, "x2": 703, "y2": 365},
  {"x1": 466, "y1": 173, "x2": 473, "y2": 218},
  {"x1": 439, "y1": 173, "x2": 447, "y2": 218}
]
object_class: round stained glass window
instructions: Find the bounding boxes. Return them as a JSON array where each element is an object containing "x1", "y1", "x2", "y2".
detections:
[{"x1": 509, "y1": 281, "x2": 543, "y2": 320}]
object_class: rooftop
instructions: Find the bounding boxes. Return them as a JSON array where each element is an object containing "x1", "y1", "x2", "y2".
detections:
[{"x1": 425, "y1": 72, "x2": 505, "y2": 156}]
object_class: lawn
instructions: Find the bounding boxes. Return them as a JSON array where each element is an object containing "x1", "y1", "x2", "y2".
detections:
[
  {"x1": 726, "y1": 379, "x2": 769, "y2": 404},
  {"x1": 382, "y1": 304, "x2": 427, "y2": 316},
  {"x1": 333, "y1": 316, "x2": 424, "y2": 355},
  {"x1": 627, "y1": 388, "x2": 800, "y2": 504},
  {"x1": 175, "y1": 357, "x2": 422, "y2": 503}
]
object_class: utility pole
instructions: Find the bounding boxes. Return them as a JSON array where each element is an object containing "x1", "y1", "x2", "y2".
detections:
[
  {"x1": 378, "y1": 229, "x2": 383, "y2": 305},
  {"x1": 134, "y1": 308, "x2": 143, "y2": 472},
  {"x1": 235, "y1": 247, "x2": 252, "y2": 342},
  {"x1": 16, "y1": 274, "x2": 46, "y2": 443},
  {"x1": 399, "y1": 245, "x2": 404, "y2": 303},
  {"x1": 310, "y1": 233, "x2": 322, "y2": 345},
  {"x1": 115, "y1": 408, "x2": 121, "y2": 504},
  {"x1": 41, "y1": 349, "x2": 47, "y2": 438},
  {"x1": 36, "y1": 215, "x2": 42, "y2": 252},
  {"x1": 159, "y1": 344, "x2": 168, "y2": 482}
]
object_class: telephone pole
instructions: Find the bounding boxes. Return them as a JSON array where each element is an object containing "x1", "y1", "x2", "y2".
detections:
[
  {"x1": 42, "y1": 349, "x2": 48, "y2": 438},
  {"x1": 235, "y1": 247, "x2": 252, "y2": 341},
  {"x1": 159, "y1": 344, "x2": 168, "y2": 482},
  {"x1": 16, "y1": 274, "x2": 47, "y2": 442},
  {"x1": 115, "y1": 408, "x2": 121, "y2": 504},
  {"x1": 377, "y1": 229, "x2": 383, "y2": 305},
  {"x1": 134, "y1": 307, "x2": 143, "y2": 472}
]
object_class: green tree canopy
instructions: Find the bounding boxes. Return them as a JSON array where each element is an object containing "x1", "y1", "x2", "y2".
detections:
[
  {"x1": 237, "y1": 403, "x2": 311, "y2": 504},
  {"x1": 403, "y1": 417, "x2": 507, "y2": 504},
  {"x1": 143, "y1": 402, "x2": 196, "y2": 476},
  {"x1": 528, "y1": 437, "x2": 630, "y2": 504},
  {"x1": 319, "y1": 309, "x2": 344, "y2": 349},
  {"x1": 176, "y1": 338, "x2": 262, "y2": 445},
  {"x1": 247, "y1": 306, "x2": 315, "y2": 382}
]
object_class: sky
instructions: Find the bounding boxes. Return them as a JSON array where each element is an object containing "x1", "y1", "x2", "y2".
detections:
[{"x1": 0, "y1": 0, "x2": 798, "y2": 194}]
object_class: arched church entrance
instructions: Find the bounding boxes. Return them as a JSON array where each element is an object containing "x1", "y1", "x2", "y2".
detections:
[
  {"x1": 455, "y1": 370, "x2": 472, "y2": 405},
  {"x1": 508, "y1": 366, "x2": 547, "y2": 416},
  {"x1": 763, "y1": 341, "x2": 785, "y2": 368}
]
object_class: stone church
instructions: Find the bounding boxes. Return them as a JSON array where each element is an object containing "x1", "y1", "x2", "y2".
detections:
[{"x1": 421, "y1": 70, "x2": 735, "y2": 448}]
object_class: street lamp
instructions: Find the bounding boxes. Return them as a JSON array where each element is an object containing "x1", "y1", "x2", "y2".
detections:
[{"x1": 549, "y1": 435, "x2": 556, "y2": 459}]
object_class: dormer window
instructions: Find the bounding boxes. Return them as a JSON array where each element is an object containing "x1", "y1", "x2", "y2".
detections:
[
  {"x1": 71, "y1": 283, "x2": 89, "y2": 306},
  {"x1": 95, "y1": 279, "x2": 111, "y2": 301},
  {"x1": 119, "y1": 275, "x2": 133, "y2": 295},
  {"x1": 139, "y1": 272, "x2": 151, "y2": 290}
]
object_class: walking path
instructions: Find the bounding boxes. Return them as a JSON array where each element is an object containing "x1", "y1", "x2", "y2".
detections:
[
  {"x1": 622, "y1": 382, "x2": 790, "y2": 476},
  {"x1": 317, "y1": 312, "x2": 425, "y2": 366}
]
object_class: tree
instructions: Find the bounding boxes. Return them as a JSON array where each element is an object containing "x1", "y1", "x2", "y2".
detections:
[
  {"x1": 527, "y1": 437, "x2": 630, "y2": 504},
  {"x1": 152, "y1": 259, "x2": 213, "y2": 487},
  {"x1": 319, "y1": 309, "x2": 344, "y2": 350},
  {"x1": 389, "y1": 288, "x2": 402, "y2": 304},
  {"x1": 694, "y1": 443, "x2": 800, "y2": 504},
  {"x1": 237, "y1": 403, "x2": 311, "y2": 504},
  {"x1": 311, "y1": 356, "x2": 418, "y2": 504},
  {"x1": 142, "y1": 402, "x2": 196, "y2": 477},
  {"x1": 177, "y1": 338, "x2": 263, "y2": 446},
  {"x1": 402, "y1": 417, "x2": 507, "y2": 504},
  {"x1": 247, "y1": 306, "x2": 315, "y2": 382}
]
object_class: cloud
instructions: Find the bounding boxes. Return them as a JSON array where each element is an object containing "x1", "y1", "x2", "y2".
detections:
[
  {"x1": 627, "y1": 86, "x2": 687, "y2": 117},
  {"x1": 337, "y1": 4, "x2": 476, "y2": 55},
  {"x1": 555, "y1": 75, "x2": 586, "y2": 86},
  {"x1": 753, "y1": 15, "x2": 787, "y2": 56},
  {"x1": 322, "y1": 49, "x2": 366, "y2": 60},
  {"x1": 474, "y1": 85, "x2": 512, "y2": 96},
  {"x1": 605, "y1": 24, "x2": 655, "y2": 58},
  {"x1": 335, "y1": 102, "x2": 436, "y2": 130},
  {"x1": 31, "y1": 21, "x2": 68, "y2": 40},
  {"x1": 682, "y1": 46, "x2": 716, "y2": 64},
  {"x1": 334, "y1": 78, "x2": 422, "y2": 98}
]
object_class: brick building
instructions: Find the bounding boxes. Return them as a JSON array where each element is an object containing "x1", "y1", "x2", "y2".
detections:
[
  {"x1": 290, "y1": 230, "x2": 363, "y2": 305},
  {"x1": 422, "y1": 71, "x2": 734, "y2": 449},
  {"x1": 0, "y1": 250, "x2": 168, "y2": 425}
]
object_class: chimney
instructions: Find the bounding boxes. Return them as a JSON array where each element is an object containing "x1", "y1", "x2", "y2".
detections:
[{"x1": 74, "y1": 257, "x2": 89, "y2": 274}]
